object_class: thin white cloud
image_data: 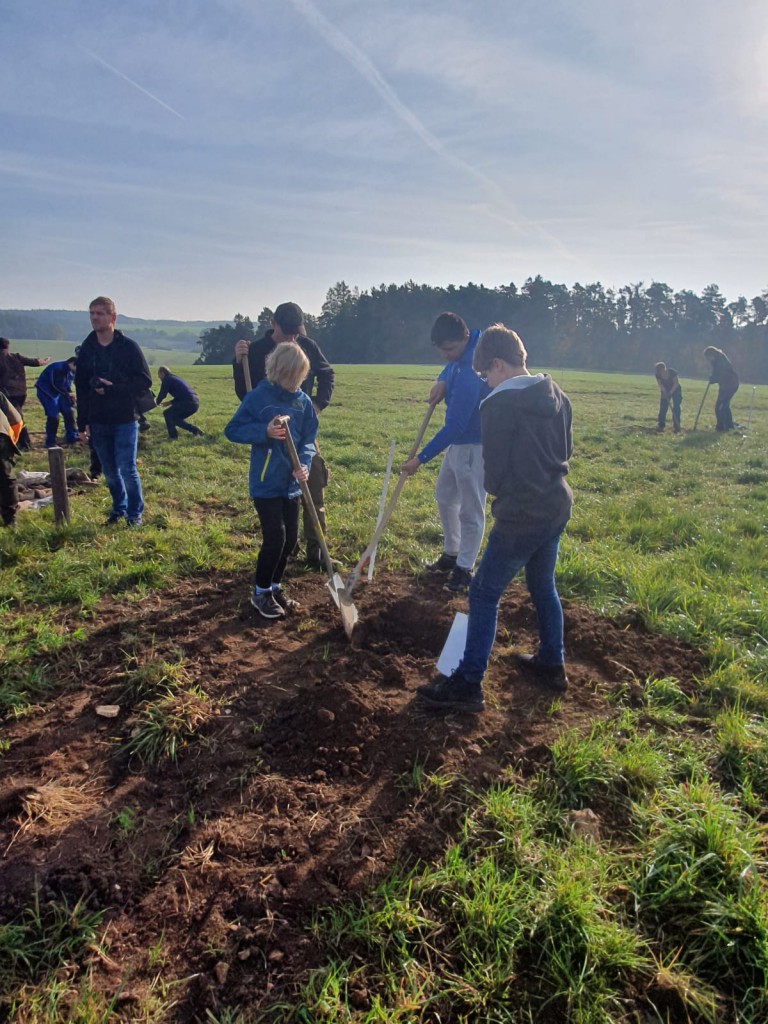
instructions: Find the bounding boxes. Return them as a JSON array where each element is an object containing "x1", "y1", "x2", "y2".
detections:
[
  {"x1": 77, "y1": 44, "x2": 186, "y2": 121},
  {"x1": 284, "y1": 0, "x2": 573, "y2": 257}
]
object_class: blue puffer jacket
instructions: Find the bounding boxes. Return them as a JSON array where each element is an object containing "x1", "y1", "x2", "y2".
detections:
[{"x1": 224, "y1": 380, "x2": 318, "y2": 499}]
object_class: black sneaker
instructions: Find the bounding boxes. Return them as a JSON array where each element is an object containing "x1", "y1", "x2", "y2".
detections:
[
  {"x1": 444, "y1": 567, "x2": 473, "y2": 594},
  {"x1": 416, "y1": 672, "x2": 485, "y2": 713},
  {"x1": 250, "y1": 590, "x2": 285, "y2": 619},
  {"x1": 105, "y1": 512, "x2": 124, "y2": 526},
  {"x1": 272, "y1": 587, "x2": 299, "y2": 612},
  {"x1": 425, "y1": 552, "x2": 457, "y2": 573},
  {"x1": 515, "y1": 653, "x2": 568, "y2": 692}
]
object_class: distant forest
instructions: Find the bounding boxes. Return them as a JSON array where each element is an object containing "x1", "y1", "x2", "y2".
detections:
[{"x1": 197, "y1": 278, "x2": 768, "y2": 382}]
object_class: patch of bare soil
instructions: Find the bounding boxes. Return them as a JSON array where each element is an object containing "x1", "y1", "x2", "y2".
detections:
[{"x1": 0, "y1": 568, "x2": 707, "y2": 1020}]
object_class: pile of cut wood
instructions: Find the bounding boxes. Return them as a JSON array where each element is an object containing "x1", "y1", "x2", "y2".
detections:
[{"x1": 17, "y1": 469, "x2": 99, "y2": 512}]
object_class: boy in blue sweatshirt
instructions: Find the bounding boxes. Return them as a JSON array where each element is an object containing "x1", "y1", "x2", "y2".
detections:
[
  {"x1": 156, "y1": 366, "x2": 203, "y2": 439},
  {"x1": 401, "y1": 313, "x2": 489, "y2": 594},
  {"x1": 35, "y1": 356, "x2": 78, "y2": 448},
  {"x1": 225, "y1": 343, "x2": 318, "y2": 619}
]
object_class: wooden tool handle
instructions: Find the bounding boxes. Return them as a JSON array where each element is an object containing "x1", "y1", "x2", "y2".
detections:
[
  {"x1": 239, "y1": 350, "x2": 252, "y2": 393},
  {"x1": 280, "y1": 423, "x2": 335, "y2": 580}
]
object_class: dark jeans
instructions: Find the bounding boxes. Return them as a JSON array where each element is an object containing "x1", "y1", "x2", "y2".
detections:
[
  {"x1": 658, "y1": 390, "x2": 682, "y2": 430},
  {"x1": 7, "y1": 395, "x2": 30, "y2": 449},
  {"x1": 715, "y1": 382, "x2": 739, "y2": 431},
  {"x1": 90, "y1": 421, "x2": 144, "y2": 521},
  {"x1": 253, "y1": 495, "x2": 300, "y2": 589},
  {"x1": 0, "y1": 436, "x2": 19, "y2": 526},
  {"x1": 457, "y1": 523, "x2": 566, "y2": 687},
  {"x1": 38, "y1": 392, "x2": 77, "y2": 447},
  {"x1": 164, "y1": 400, "x2": 200, "y2": 438}
]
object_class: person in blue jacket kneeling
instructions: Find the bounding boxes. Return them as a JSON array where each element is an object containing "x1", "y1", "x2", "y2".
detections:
[{"x1": 225, "y1": 343, "x2": 318, "y2": 620}]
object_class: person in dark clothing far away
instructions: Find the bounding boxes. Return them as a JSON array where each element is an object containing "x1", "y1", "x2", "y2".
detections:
[
  {"x1": 74, "y1": 296, "x2": 152, "y2": 528},
  {"x1": 156, "y1": 366, "x2": 203, "y2": 439},
  {"x1": 233, "y1": 302, "x2": 334, "y2": 569},
  {"x1": 0, "y1": 337, "x2": 50, "y2": 450},
  {"x1": 417, "y1": 324, "x2": 573, "y2": 714},
  {"x1": 35, "y1": 357, "x2": 78, "y2": 448},
  {"x1": 704, "y1": 346, "x2": 740, "y2": 432},
  {"x1": 654, "y1": 362, "x2": 682, "y2": 433},
  {"x1": 401, "y1": 312, "x2": 489, "y2": 595}
]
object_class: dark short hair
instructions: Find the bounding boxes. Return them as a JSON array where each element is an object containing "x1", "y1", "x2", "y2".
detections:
[
  {"x1": 0, "y1": 337, "x2": 10, "y2": 351},
  {"x1": 431, "y1": 312, "x2": 469, "y2": 347},
  {"x1": 273, "y1": 302, "x2": 304, "y2": 335},
  {"x1": 67, "y1": 356, "x2": 78, "y2": 366}
]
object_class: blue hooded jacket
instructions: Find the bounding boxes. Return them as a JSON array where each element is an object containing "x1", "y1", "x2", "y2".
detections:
[{"x1": 225, "y1": 380, "x2": 318, "y2": 499}]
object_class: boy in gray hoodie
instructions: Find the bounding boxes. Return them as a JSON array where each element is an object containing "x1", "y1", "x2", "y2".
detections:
[{"x1": 417, "y1": 323, "x2": 573, "y2": 713}]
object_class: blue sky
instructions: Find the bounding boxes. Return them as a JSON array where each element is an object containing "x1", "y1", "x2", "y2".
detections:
[{"x1": 2, "y1": 0, "x2": 766, "y2": 320}]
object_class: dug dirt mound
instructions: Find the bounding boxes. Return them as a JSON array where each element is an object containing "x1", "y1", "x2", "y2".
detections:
[{"x1": 0, "y1": 568, "x2": 707, "y2": 1019}]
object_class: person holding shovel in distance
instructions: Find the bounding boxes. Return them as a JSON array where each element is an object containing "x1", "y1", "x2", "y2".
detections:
[
  {"x1": 400, "y1": 312, "x2": 489, "y2": 595},
  {"x1": 417, "y1": 324, "x2": 573, "y2": 713},
  {"x1": 703, "y1": 345, "x2": 739, "y2": 432},
  {"x1": 225, "y1": 342, "x2": 318, "y2": 620},
  {"x1": 654, "y1": 361, "x2": 682, "y2": 433},
  {"x1": 233, "y1": 302, "x2": 334, "y2": 570}
]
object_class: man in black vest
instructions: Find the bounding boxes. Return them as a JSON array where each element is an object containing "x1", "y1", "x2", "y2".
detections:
[{"x1": 233, "y1": 303, "x2": 334, "y2": 568}]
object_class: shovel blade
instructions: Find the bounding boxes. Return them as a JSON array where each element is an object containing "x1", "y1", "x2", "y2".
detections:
[{"x1": 326, "y1": 574, "x2": 359, "y2": 638}]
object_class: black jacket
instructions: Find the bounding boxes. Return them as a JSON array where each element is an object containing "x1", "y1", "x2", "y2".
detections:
[
  {"x1": 74, "y1": 330, "x2": 152, "y2": 428},
  {"x1": 0, "y1": 352, "x2": 41, "y2": 400},
  {"x1": 481, "y1": 374, "x2": 573, "y2": 536},
  {"x1": 232, "y1": 331, "x2": 334, "y2": 409}
]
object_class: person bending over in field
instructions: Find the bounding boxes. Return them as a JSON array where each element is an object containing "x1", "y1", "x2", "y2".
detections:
[
  {"x1": 156, "y1": 366, "x2": 203, "y2": 440},
  {"x1": 703, "y1": 346, "x2": 739, "y2": 432},
  {"x1": 417, "y1": 324, "x2": 573, "y2": 714},
  {"x1": 35, "y1": 356, "x2": 78, "y2": 448},
  {"x1": 654, "y1": 362, "x2": 682, "y2": 433},
  {"x1": 401, "y1": 312, "x2": 489, "y2": 595},
  {"x1": 233, "y1": 303, "x2": 334, "y2": 570},
  {"x1": 225, "y1": 342, "x2": 318, "y2": 620}
]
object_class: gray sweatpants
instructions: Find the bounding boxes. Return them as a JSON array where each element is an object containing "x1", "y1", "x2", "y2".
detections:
[{"x1": 435, "y1": 443, "x2": 486, "y2": 570}]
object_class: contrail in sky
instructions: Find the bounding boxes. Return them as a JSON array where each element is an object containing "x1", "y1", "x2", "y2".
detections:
[
  {"x1": 78, "y1": 44, "x2": 185, "y2": 120},
  {"x1": 285, "y1": 0, "x2": 572, "y2": 255}
]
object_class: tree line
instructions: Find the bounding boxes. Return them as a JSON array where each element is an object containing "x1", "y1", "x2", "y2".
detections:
[{"x1": 197, "y1": 278, "x2": 768, "y2": 382}]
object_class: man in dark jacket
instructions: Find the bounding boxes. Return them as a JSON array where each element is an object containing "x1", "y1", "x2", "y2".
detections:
[
  {"x1": 0, "y1": 392, "x2": 22, "y2": 527},
  {"x1": 233, "y1": 302, "x2": 335, "y2": 567},
  {"x1": 74, "y1": 296, "x2": 152, "y2": 528},
  {"x1": 0, "y1": 337, "x2": 50, "y2": 450},
  {"x1": 418, "y1": 323, "x2": 573, "y2": 713},
  {"x1": 156, "y1": 366, "x2": 203, "y2": 439}
]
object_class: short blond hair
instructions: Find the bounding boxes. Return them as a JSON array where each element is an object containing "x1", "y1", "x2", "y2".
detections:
[
  {"x1": 473, "y1": 323, "x2": 527, "y2": 372},
  {"x1": 266, "y1": 342, "x2": 309, "y2": 393},
  {"x1": 655, "y1": 361, "x2": 667, "y2": 373},
  {"x1": 89, "y1": 296, "x2": 117, "y2": 317}
]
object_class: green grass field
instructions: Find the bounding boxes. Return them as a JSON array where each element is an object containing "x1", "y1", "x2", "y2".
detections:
[
  {"x1": 2, "y1": 365, "x2": 767, "y2": 1022},
  {"x1": 11, "y1": 339, "x2": 200, "y2": 365}
]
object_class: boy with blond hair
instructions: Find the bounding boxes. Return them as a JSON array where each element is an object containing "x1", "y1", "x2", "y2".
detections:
[
  {"x1": 225, "y1": 343, "x2": 318, "y2": 619},
  {"x1": 418, "y1": 324, "x2": 573, "y2": 712}
]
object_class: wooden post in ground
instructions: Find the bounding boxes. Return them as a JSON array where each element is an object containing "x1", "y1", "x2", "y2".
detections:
[{"x1": 47, "y1": 447, "x2": 71, "y2": 526}]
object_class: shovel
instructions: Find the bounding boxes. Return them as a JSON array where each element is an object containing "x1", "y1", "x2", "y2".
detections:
[
  {"x1": 347, "y1": 400, "x2": 438, "y2": 595},
  {"x1": 693, "y1": 382, "x2": 710, "y2": 431},
  {"x1": 280, "y1": 422, "x2": 358, "y2": 638}
]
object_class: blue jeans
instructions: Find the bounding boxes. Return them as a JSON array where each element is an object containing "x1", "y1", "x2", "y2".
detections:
[
  {"x1": 658, "y1": 390, "x2": 682, "y2": 429},
  {"x1": 457, "y1": 524, "x2": 566, "y2": 686},
  {"x1": 90, "y1": 421, "x2": 144, "y2": 521}
]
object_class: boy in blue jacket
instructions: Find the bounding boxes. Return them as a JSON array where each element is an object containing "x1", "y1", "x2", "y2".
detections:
[
  {"x1": 401, "y1": 313, "x2": 489, "y2": 594},
  {"x1": 35, "y1": 356, "x2": 78, "y2": 448},
  {"x1": 156, "y1": 366, "x2": 203, "y2": 439},
  {"x1": 225, "y1": 343, "x2": 318, "y2": 619}
]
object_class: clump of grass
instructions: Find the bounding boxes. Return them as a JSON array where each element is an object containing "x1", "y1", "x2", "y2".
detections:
[
  {"x1": 125, "y1": 686, "x2": 215, "y2": 764},
  {"x1": 0, "y1": 891, "x2": 105, "y2": 1004},
  {"x1": 713, "y1": 705, "x2": 768, "y2": 810},
  {"x1": 632, "y1": 778, "x2": 768, "y2": 1009}
]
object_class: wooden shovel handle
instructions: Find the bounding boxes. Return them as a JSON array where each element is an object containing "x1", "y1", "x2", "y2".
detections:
[
  {"x1": 347, "y1": 400, "x2": 438, "y2": 593},
  {"x1": 240, "y1": 352, "x2": 253, "y2": 393},
  {"x1": 280, "y1": 421, "x2": 336, "y2": 580}
]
